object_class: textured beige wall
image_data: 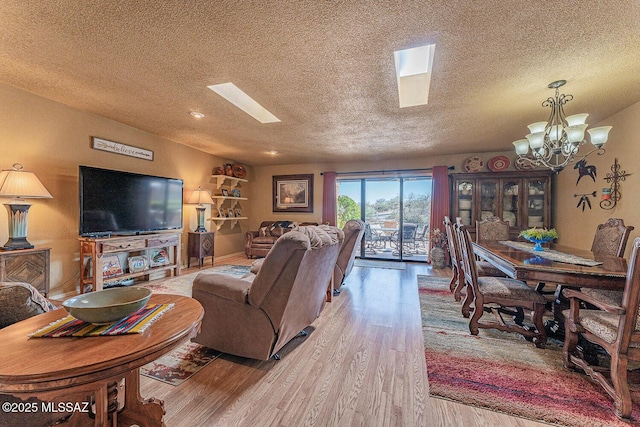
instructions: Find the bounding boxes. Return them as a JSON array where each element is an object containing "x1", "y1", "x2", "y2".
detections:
[
  {"x1": 554, "y1": 101, "x2": 640, "y2": 257},
  {"x1": 0, "y1": 83, "x2": 248, "y2": 297}
]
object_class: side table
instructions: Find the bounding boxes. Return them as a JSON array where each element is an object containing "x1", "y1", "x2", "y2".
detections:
[
  {"x1": 0, "y1": 247, "x2": 50, "y2": 296},
  {"x1": 188, "y1": 231, "x2": 214, "y2": 268}
]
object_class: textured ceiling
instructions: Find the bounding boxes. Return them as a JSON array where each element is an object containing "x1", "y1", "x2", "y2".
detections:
[{"x1": 0, "y1": 1, "x2": 639, "y2": 166}]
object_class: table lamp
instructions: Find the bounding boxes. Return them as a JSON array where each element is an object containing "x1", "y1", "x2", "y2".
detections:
[
  {"x1": 187, "y1": 186, "x2": 212, "y2": 232},
  {"x1": 0, "y1": 164, "x2": 53, "y2": 250}
]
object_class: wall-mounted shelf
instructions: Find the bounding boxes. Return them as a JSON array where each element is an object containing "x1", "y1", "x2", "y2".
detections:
[
  {"x1": 211, "y1": 195, "x2": 248, "y2": 209},
  {"x1": 208, "y1": 217, "x2": 248, "y2": 231},
  {"x1": 210, "y1": 175, "x2": 247, "y2": 190}
]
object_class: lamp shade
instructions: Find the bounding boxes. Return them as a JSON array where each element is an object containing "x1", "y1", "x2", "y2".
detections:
[
  {"x1": 587, "y1": 126, "x2": 612, "y2": 149},
  {"x1": 187, "y1": 187, "x2": 212, "y2": 205},
  {"x1": 513, "y1": 139, "x2": 530, "y2": 155},
  {"x1": 0, "y1": 164, "x2": 52, "y2": 199}
]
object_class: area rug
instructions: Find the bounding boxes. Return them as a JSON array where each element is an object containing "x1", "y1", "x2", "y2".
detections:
[
  {"x1": 141, "y1": 341, "x2": 221, "y2": 386},
  {"x1": 143, "y1": 264, "x2": 251, "y2": 297},
  {"x1": 418, "y1": 275, "x2": 640, "y2": 427},
  {"x1": 354, "y1": 259, "x2": 406, "y2": 269}
]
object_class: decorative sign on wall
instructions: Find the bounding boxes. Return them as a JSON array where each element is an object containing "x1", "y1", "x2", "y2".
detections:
[
  {"x1": 600, "y1": 158, "x2": 631, "y2": 210},
  {"x1": 91, "y1": 137, "x2": 154, "y2": 161},
  {"x1": 574, "y1": 159, "x2": 597, "y2": 185},
  {"x1": 573, "y1": 191, "x2": 597, "y2": 211}
]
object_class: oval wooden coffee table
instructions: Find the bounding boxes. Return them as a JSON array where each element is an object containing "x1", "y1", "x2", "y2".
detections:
[{"x1": 0, "y1": 294, "x2": 203, "y2": 426}]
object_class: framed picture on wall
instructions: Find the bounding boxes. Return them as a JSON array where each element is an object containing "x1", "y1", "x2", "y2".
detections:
[{"x1": 272, "y1": 174, "x2": 314, "y2": 213}]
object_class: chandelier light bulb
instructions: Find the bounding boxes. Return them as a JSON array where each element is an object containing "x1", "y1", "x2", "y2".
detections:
[
  {"x1": 527, "y1": 121, "x2": 547, "y2": 133},
  {"x1": 565, "y1": 124, "x2": 588, "y2": 144},
  {"x1": 513, "y1": 139, "x2": 530, "y2": 155}
]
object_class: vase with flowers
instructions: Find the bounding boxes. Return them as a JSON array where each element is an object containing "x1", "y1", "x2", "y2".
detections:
[
  {"x1": 519, "y1": 227, "x2": 558, "y2": 251},
  {"x1": 430, "y1": 228, "x2": 448, "y2": 269}
]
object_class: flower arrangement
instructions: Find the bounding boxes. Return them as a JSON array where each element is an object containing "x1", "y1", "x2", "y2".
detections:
[
  {"x1": 431, "y1": 228, "x2": 448, "y2": 249},
  {"x1": 518, "y1": 227, "x2": 558, "y2": 241}
]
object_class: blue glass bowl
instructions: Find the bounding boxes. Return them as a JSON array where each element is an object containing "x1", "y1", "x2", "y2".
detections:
[{"x1": 525, "y1": 236, "x2": 553, "y2": 251}]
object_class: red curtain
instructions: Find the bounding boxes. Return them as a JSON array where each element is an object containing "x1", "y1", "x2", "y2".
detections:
[
  {"x1": 322, "y1": 171, "x2": 337, "y2": 225},
  {"x1": 429, "y1": 166, "x2": 451, "y2": 261}
]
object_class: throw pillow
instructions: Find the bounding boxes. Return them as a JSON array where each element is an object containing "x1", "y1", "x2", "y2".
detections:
[{"x1": 0, "y1": 282, "x2": 55, "y2": 329}]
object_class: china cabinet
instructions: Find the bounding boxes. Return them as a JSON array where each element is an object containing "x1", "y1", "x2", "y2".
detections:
[{"x1": 451, "y1": 170, "x2": 553, "y2": 240}]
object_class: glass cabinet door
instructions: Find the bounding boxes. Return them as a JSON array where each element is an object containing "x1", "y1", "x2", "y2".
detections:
[
  {"x1": 479, "y1": 180, "x2": 498, "y2": 222},
  {"x1": 501, "y1": 179, "x2": 519, "y2": 228},
  {"x1": 457, "y1": 181, "x2": 474, "y2": 226},
  {"x1": 526, "y1": 179, "x2": 546, "y2": 228}
]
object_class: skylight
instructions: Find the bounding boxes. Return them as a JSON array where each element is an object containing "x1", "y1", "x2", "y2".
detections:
[
  {"x1": 207, "y1": 83, "x2": 280, "y2": 123},
  {"x1": 393, "y1": 44, "x2": 436, "y2": 108}
]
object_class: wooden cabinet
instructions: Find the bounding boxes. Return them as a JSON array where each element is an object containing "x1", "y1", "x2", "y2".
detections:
[
  {"x1": 208, "y1": 175, "x2": 248, "y2": 231},
  {"x1": 0, "y1": 248, "x2": 50, "y2": 296},
  {"x1": 451, "y1": 170, "x2": 553, "y2": 239},
  {"x1": 79, "y1": 232, "x2": 181, "y2": 293},
  {"x1": 187, "y1": 231, "x2": 214, "y2": 268}
]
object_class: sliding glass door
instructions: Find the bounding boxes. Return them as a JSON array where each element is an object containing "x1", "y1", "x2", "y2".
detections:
[{"x1": 337, "y1": 176, "x2": 431, "y2": 262}]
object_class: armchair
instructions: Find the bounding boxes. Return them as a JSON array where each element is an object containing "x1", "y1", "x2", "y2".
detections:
[
  {"x1": 193, "y1": 225, "x2": 344, "y2": 360},
  {"x1": 562, "y1": 237, "x2": 640, "y2": 420},
  {"x1": 334, "y1": 219, "x2": 365, "y2": 291}
]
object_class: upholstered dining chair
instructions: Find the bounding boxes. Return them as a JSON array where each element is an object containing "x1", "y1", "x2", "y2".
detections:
[
  {"x1": 455, "y1": 220, "x2": 547, "y2": 347},
  {"x1": 575, "y1": 218, "x2": 634, "y2": 306},
  {"x1": 562, "y1": 237, "x2": 640, "y2": 420},
  {"x1": 475, "y1": 216, "x2": 510, "y2": 243},
  {"x1": 444, "y1": 217, "x2": 505, "y2": 302}
]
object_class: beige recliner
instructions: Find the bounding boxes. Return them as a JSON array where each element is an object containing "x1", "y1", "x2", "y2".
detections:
[
  {"x1": 192, "y1": 225, "x2": 344, "y2": 360},
  {"x1": 333, "y1": 219, "x2": 365, "y2": 293}
]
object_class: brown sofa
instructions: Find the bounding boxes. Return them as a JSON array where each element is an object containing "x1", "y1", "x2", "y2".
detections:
[
  {"x1": 193, "y1": 225, "x2": 344, "y2": 360},
  {"x1": 245, "y1": 220, "x2": 317, "y2": 258},
  {"x1": 334, "y1": 219, "x2": 365, "y2": 292}
]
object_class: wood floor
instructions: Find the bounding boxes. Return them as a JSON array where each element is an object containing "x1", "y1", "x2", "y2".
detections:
[{"x1": 140, "y1": 254, "x2": 548, "y2": 426}]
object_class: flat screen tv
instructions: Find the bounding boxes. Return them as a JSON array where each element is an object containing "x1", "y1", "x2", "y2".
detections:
[{"x1": 79, "y1": 166, "x2": 183, "y2": 236}]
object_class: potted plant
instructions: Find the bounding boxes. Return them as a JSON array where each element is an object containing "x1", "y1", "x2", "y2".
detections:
[{"x1": 519, "y1": 227, "x2": 558, "y2": 251}]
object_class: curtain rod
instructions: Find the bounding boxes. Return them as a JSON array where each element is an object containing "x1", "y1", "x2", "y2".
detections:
[{"x1": 321, "y1": 165, "x2": 455, "y2": 176}]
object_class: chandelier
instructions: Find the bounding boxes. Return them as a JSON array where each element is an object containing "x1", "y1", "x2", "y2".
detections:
[{"x1": 513, "y1": 80, "x2": 612, "y2": 172}]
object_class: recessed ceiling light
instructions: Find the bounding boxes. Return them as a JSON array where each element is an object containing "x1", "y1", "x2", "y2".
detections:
[
  {"x1": 190, "y1": 111, "x2": 205, "y2": 119},
  {"x1": 393, "y1": 44, "x2": 436, "y2": 108},
  {"x1": 267, "y1": 150, "x2": 278, "y2": 155},
  {"x1": 208, "y1": 83, "x2": 280, "y2": 123}
]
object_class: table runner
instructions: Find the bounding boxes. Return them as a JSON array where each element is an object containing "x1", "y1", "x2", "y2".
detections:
[
  {"x1": 30, "y1": 303, "x2": 174, "y2": 338},
  {"x1": 499, "y1": 241, "x2": 602, "y2": 267}
]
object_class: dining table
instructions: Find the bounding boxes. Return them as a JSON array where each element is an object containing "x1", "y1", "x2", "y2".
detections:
[
  {"x1": 472, "y1": 240, "x2": 628, "y2": 331},
  {"x1": 472, "y1": 240, "x2": 628, "y2": 290}
]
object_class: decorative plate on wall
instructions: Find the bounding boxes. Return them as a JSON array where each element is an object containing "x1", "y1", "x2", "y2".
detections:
[
  {"x1": 488, "y1": 155, "x2": 510, "y2": 172},
  {"x1": 463, "y1": 156, "x2": 484, "y2": 172},
  {"x1": 231, "y1": 164, "x2": 247, "y2": 179}
]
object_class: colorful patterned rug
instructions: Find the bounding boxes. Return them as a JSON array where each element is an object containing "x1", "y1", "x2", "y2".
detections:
[
  {"x1": 418, "y1": 275, "x2": 640, "y2": 427},
  {"x1": 143, "y1": 264, "x2": 251, "y2": 297},
  {"x1": 141, "y1": 341, "x2": 221, "y2": 386}
]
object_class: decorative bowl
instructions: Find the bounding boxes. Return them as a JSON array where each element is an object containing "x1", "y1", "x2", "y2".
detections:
[
  {"x1": 519, "y1": 227, "x2": 558, "y2": 251},
  {"x1": 524, "y1": 236, "x2": 554, "y2": 251},
  {"x1": 63, "y1": 287, "x2": 152, "y2": 324}
]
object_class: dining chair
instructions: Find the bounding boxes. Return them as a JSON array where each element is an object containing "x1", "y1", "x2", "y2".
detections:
[
  {"x1": 447, "y1": 217, "x2": 507, "y2": 302},
  {"x1": 455, "y1": 220, "x2": 547, "y2": 347},
  {"x1": 475, "y1": 216, "x2": 510, "y2": 243},
  {"x1": 576, "y1": 218, "x2": 634, "y2": 306},
  {"x1": 562, "y1": 237, "x2": 640, "y2": 420}
]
